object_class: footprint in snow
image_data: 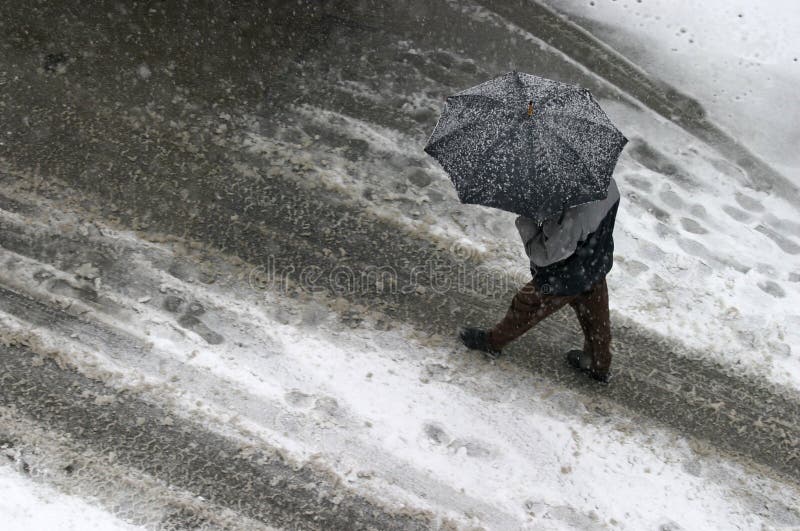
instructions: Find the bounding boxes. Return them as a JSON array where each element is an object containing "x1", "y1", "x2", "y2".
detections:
[
  {"x1": 284, "y1": 390, "x2": 341, "y2": 421},
  {"x1": 48, "y1": 278, "x2": 98, "y2": 303},
  {"x1": 178, "y1": 314, "x2": 224, "y2": 345},
  {"x1": 162, "y1": 295, "x2": 185, "y2": 313},
  {"x1": 164, "y1": 296, "x2": 224, "y2": 344},
  {"x1": 422, "y1": 422, "x2": 495, "y2": 459},
  {"x1": 448, "y1": 438, "x2": 494, "y2": 459},
  {"x1": 734, "y1": 191, "x2": 765, "y2": 213},
  {"x1": 679, "y1": 217, "x2": 708, "y2": 234},
  {"x1": 284, "y1": 389, "x2": 315, "y2": 409},
  {"x1": 423, "y1": 422, "x2": 450, "y2": 446}
]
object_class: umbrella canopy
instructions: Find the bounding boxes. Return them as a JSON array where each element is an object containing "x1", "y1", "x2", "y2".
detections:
[{"x1": 424, "y1": 71, "x2": 627, "y2": 223}]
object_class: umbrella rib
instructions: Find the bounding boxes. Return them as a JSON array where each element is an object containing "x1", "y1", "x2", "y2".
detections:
[
  {"x1": 531, "y1": 120, "x2": 557, "y2": 207},
  {"x1": 521, "y1": 122, "x2": 539, "y2": 202},
  {"x1": 425, "y1": 118, "x2": 487, "y2": 154},
  {"x1": 461, "y1": 114, "x2": 524, "y2": 200},
  {"x1": 425, "y1": 112, "x2": 511, "y2": 156},
  {"x1": 425, "y1": 96, "x2": 507, "y2": 152},
  {"x1": 536, "y1": 87, "x2": 616, "y2": 127},
  {"x1": 535, "y1": 85, "x2": 578, "y2": 108},
  {"x1": 544, "y1": 111, "x2": 618, "y2": 135},
  {"x1": 512, "y1": 70, "x2": 527, "y2": 102},
  {"x1": 480, "y1": 113, "x2": 525, "y2": 161},
  {"x1": 447, "y1": 93, "x2": 505, "y2": 106},
  {"x1": 547, "y1": 125, "x2": 598, "y2": 184}
]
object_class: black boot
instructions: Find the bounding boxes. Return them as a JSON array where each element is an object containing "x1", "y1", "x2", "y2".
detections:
[
  {"x1": 566, "y1": 350, "x2": 610, "y2": 383},
  {"x1": 459, "y1": 327, "x2": 502, "y2": 359}
]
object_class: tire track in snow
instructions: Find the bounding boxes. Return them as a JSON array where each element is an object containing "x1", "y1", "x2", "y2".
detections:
[
  {"x1": 0, "y1": 342, "x2": 437, "y2": 530},
  {"x1": 2, "y1": 161, "x2": 800, "y2": 491},
  {"x1": 0, "y1": 202, "x2": 522, "y2": 529},
  {"x1": 0, "y1": 409, "x2": 273, "y2": 531}
]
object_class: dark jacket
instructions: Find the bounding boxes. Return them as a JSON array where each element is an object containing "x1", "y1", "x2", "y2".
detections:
[
  {"x1": 515, "y1": 179, "x2": 620, "y2": 296},
  {"x1": 530, "y1": 200, "x2": 619, "y2": 296}
]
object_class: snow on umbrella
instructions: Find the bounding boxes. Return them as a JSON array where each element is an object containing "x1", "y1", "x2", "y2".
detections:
[{"x1": 424, "y1": 71, "x2": 627, "y2": 223}]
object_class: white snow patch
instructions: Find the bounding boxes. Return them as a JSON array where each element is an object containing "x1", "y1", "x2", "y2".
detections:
[
  {"x1": 0, "y1": 465, "x2": 142, "y2": 531},
  {"x1": 539, "y1": 0, "x2": 800, "y2": 179}
]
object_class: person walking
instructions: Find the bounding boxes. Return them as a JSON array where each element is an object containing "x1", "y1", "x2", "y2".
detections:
[
  {"x1": 423, "y1": 71, "x2": 627, "y2": 383},
  {"x1": 459, "y1": 178, "x2": 620, "y2": 383}
]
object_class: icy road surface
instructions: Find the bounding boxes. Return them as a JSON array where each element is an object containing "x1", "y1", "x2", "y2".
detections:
[{"x1": 1, "y1": 0, "x2": 799, "y2": 529}]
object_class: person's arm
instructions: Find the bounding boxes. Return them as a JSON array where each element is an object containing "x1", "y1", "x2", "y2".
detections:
[
  {"x1": 539, "y1": 178, "x2": 621, "y2": 265},
  {"x1": 518, "y1": 178, "x2": 621, "y2": 267},
  {"x1": 515, "y1": 215, "x2": 552, "y2": 266}
]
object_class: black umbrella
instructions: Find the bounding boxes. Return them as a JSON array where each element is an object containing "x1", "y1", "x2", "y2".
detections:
[{"x1": 424, "y1": 71, "x2": 627, "y2": 223}]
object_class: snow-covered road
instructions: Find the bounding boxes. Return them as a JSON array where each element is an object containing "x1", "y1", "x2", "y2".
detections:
[
  {"x1": 1, "y1": 0, "x2": 799, "y2": 529},
  {"x1": 2, "y1": 183, "x2": 798, "y2": 529}
]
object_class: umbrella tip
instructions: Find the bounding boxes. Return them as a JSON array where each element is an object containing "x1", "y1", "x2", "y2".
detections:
[{"x1": 527, "y1": 100, "x2": 533, "y2": 116}]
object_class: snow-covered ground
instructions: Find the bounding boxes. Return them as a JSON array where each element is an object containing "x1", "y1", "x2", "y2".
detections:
[
  {"x1": 539, "y1": 0, "x2": 800, "y2": 178},
  {"x1": 240, "y1": 0, "x2": 800, "y2": 391},
  {"x1": 250, "y1": 96, "x2": 800, "y2": 390},
  {"x1": 0, "y1": 464, "x2": 141, "y2": 531},
  {"x1": 1, "y1": 190, "x2": 797, "y2": 529}
]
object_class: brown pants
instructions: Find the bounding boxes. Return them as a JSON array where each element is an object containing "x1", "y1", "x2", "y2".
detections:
[{"x1": 487, "y1": 278, "x2": 612, "y2": 372}]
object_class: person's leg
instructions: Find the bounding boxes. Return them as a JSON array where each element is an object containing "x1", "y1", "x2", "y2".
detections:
[
  {"x1": 568, "y1": 278, "x2": 612, "y2": 373},
  {"x1": 487, "y1": 279, "x2": 572, "y2": 351},
  {"x1": 570, "y1": 300, "x2": 593, "y2": 357}
]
